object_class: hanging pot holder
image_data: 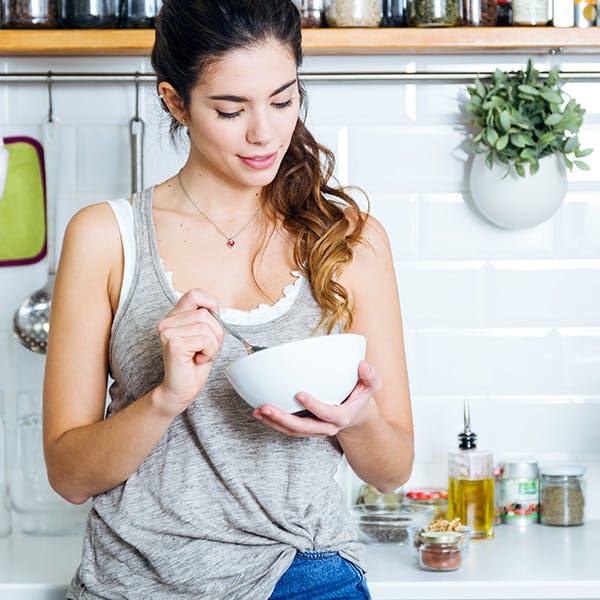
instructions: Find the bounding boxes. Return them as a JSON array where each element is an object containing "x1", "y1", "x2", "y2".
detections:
[{"x1": 0, "y1": 136, "x2": 47, "y2": 267}]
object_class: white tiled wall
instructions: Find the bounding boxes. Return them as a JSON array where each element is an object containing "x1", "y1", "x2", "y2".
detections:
[{"x1": 1, "y1": 52, "x2": 599, "y2": 520}]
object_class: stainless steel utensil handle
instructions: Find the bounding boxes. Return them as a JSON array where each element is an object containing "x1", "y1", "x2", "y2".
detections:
[
  {"x1": 41, "y1": 118, "x2": 59, "y2": 277},
  {"x1": 207, "y1": 309, "x2": 250, "y2": 348},
  {"x1": 130, "y1": 117, "x2": 144, "y2": 195}
]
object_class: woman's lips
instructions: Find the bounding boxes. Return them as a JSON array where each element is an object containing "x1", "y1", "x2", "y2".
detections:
[{"x1": 239, "y1": 152, "x2": 278, "y2": 170}]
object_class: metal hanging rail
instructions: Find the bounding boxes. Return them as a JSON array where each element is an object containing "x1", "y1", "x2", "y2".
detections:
[{"x1": 1, "y1": 70, "x2": 600, "y2": 84}]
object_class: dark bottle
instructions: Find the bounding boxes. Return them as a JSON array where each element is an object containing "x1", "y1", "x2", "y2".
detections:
[
  {"x1": 121, "y1": 0, "x2": 162, "y2": 28},
  {"x1": 298, "y1": 0, "x2": 325, "y2": 27},
  {"x1": 495, "y1": 0, "x2": 513, "y2": 24},
  {"x1": 381, "y1": 0, "x2": 406, "y2": 25},
  {"x1": 60, "y1": 0, "x2": 120, "y2": 28},
  {"x1": 1, "y1": 0, "x2": 57, "y2": 28}
]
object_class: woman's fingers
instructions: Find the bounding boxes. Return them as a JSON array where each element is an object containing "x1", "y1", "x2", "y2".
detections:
[{"x1": 168, "y1": 288, "x2": 220, "y2": 317}]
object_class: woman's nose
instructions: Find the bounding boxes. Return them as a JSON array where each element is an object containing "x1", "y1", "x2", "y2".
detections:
[{"x1": 246, "y1": 109, "x2": 274, "y2": 146}]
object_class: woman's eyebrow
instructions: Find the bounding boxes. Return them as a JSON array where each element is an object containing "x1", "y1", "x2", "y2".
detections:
[{"x1": 208, "y1": 79, "x2": 297, "y2": 103}]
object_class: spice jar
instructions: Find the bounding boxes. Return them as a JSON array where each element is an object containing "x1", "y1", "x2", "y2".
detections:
[
  {"x1": 297, "y1": 0, "x2": 326, "y2": 27},
  {"x1": 407, "y1": 0, "x2": 460, "y2": 26},
  {"x1": 326, "y1": 0, "x2": 383, "y2": 27},
  {"x1": 495, "y1": 0, "x2": 513, "y2": 24},
  {"x1": 381, "y1": 0, "x2": 405, "y2": 25},
  {"x1": 540, "y1": 465, "x2": 585, "y2": 527},
  {"x1": 511, "y1": 0, "x2": 549, "y2": 24},
  {"x1": 121, "y1": 0, "x2": 162, "y2": 28},
  {"x1": 60, "y1": 0, "x2": 120, "y2": 28},
  {"x1": 1, "y1": 0, "x2": 57, "y2": 28},
  {"x1": 418, "y1": 531, "x2": 464, "y2": 571}
]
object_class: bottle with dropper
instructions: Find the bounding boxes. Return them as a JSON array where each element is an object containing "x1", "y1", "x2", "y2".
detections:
[{"x1": 447, "y1": 400, "x2": 494, "y2": 539}]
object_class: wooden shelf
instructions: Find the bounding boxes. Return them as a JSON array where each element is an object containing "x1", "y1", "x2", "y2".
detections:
[{"x1": 0, "y1": 27, "x2": 599, "y2": 56}]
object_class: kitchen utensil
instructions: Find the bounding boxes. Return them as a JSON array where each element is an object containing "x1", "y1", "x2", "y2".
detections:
[
  {"x1": 208, "y1": 308, "x2": 267, "y2": 354},
  {"x1": 13, "y1": 86, "x2": 59, "y2": 354},
  {"x1": 130, "y1": 74, "x2": 144, "y2": 195},
  {"x1": 225, "y1": 333, "x2": 365, "y2": 413}
]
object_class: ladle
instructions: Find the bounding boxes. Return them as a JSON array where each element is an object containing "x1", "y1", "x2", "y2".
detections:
[{"x1": 13, "y1": 76, "x2": 58, "y2": 354}]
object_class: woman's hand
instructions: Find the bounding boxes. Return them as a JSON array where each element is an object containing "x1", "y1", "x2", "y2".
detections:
[
  {"x1": 155, "y1": 289, "x2": 224, "y2": 418},
  {"x1": 252, "y1": 360, "x2": 381, "y2": 438}
]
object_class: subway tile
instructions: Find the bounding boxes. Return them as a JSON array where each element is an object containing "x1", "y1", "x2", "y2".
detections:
[
  {"x1": 369, "y1": 193, "x2": 419, "y2": 260},
  {"x1": 396, "y1": 262, "x2": 486, "y2": 328},
  {"x1": 347, "y1": 125, "x2": 468, "y2": 194},
  {"x1": 558, "y1": 331, "x2": 600, "y2": 395},
  {"x1": 554, "y1": 193, "x2": 600, "y2": 257},
  {"x1": 486, "y1": 262, "x2": 600, "y2": 327},
  {"x1": 76, "y1": 125, "x2": 130, "y2": 196},
  {"x1": 414, "y1": 329, "x2": 558, "y2": 396},
  {"x1": 420, "y1": 193, "x2": 554, "y2": 259}
]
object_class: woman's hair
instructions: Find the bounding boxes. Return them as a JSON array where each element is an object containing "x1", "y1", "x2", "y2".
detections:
[{"x1": 151, "y1": 0, "x2": 367, "y2": 333}]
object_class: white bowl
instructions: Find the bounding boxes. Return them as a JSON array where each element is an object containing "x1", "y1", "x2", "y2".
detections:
[{"x1": 225, "y1": 333, "x2": 366, "y2": 413}]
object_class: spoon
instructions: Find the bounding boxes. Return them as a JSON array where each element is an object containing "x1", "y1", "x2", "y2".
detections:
[{"x1": 208, "y1": 309, "x2": 266, "y2": 354}]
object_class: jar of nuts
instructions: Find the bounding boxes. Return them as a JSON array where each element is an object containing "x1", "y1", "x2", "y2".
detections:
[
  {"x1": 406, "y1": 0, "x2": 460, "y2": 25},
  {"x1": 326, "y1": 0, "x2": 383, "y2": 27}
]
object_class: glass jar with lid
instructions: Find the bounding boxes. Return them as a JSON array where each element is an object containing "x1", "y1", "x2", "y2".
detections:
[
  {"x1": 326, "y1": 0, "x2": 383, "y2": 27},
  {"x1": 417, "y1": 531, "x2": 465, "y2": 571},
  {"x1": 296, "y1": 0, "x2": 326, "y2": 27},
  {"x1": 121, "y1": 0, "x2": 162, "y2": 28},
  {"x1": 406, "y1": 0, "x2": 460, "y2": 25},
  {"x1": 539, "y1": 464, "x2": 585, "y2": 526},
  {"x1": 59, "y1": 0, "x2": 120, "y2": 28},
  {"x1": 381, "y1": 0, "x2": 405, "y2": 25},
  {"x1": 405, "y1": 488, "x2": 448, "y2": 519},
  {"x1": 1, "y1": 0, "x2": 58, "y2": 28}
]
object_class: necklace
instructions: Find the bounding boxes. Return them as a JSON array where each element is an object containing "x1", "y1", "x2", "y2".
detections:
[{"x1": 177, "y1": 171, "x2": 260, "y2": 249}]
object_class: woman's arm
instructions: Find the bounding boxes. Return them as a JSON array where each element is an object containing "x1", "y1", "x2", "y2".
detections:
[
  {"x1": 43, "y1": 203, "x2": 222, "y2": 504},
  {"x1": 253, "y1": 215, "x2": 413, "y2": 493}
]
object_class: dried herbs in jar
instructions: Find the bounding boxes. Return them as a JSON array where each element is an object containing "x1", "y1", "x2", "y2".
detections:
[
  {"x1": 407, "y1": 0, "x2": 460, "y2": 26},
  {"x1": 539, "y1": 465, "x2": 585, "y2": 526},
  {"x1": 1, "y1": 0, "x2": 57, "y2": 28}
]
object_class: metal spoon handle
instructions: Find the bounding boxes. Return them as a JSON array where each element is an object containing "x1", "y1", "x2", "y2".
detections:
[{"x1": 207, "y1": 308, "x2": 255, "y2": 353}]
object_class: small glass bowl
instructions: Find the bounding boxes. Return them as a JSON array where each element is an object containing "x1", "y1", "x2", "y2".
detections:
[{"x1": 351, "y1": 503, "x2": 435, "y2": 545}]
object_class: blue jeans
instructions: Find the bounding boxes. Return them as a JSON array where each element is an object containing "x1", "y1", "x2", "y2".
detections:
[{"x1": 269, "y1": 551, "x2": 371, "y2": 600}]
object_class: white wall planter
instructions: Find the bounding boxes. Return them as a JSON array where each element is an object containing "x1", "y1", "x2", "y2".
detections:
[{"x1": 469, "y1": 153, "x2": 567, "y2": 229}]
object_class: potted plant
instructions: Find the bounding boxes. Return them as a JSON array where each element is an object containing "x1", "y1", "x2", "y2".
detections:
[{"x1": 464, "y1": 59, "x2": 592, "y2": 229}]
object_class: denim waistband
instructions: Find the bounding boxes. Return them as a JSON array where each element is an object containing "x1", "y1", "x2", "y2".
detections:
[{"x1": 295, "y1": 550, "x2": 339, "y2": 560}]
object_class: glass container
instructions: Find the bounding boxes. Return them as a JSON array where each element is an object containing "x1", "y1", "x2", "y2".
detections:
[
  {"x1": 405, "y1": 488, "x2": 448, "y2": 519},
  {"x1": 511, "y1": 0, "x2": 549, "y2": 24},
  {"x1": 417, "y1": 531, "x2": 465, "y2": 571},
  {"x1": 1, "y1": 0, "x2": 57, "y2": 28},
  {"x1": 11, "y1": 391, "x2": 89, "y2": 535},
  {"x1": 356, "y1": 482, "x2": 404, "y2": 507},
  {"x1": 407, "y1": 0, "x2": 460, "y2": 26},
  {"x1": 539, "y1": 464, "x2": 585, "y2": 526},
  {"x1": 381, "y1": 0, "x2": 405, "y2": 25},
  {"x1": 351, "y1": 503, "x2": 434, "y2": 544},
  {"x1": 0, "y1": 392, "x2": 11, "y2": 538},
  {"x1": 59, "y1": 0, "x2": 120, "y2": 28},
  {"x1": 326, "y1": 0, "x2": 383, "y2": 27},
  {"x1": 495, "y1": 0, "x2": 513, "y2": 24},
  {"x1": 121, "y1": 0, "x2": 161, "y2": 28}
]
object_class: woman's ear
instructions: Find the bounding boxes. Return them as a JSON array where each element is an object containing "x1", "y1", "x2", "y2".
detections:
[{"x1": 158, "y1": 82, "x2": 187, "y2": 125}]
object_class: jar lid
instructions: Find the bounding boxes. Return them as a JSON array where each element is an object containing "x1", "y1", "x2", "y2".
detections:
[
  {"x1": 539, "y1": 463, "x2": 586, "y2": 477},
  {"x1": 420, "y1": 531, "x2": 463, "y2": 544},
  {"x1": 501, "y1": 461, "x2": 539, "y2": 480},
  {"x1": 406, "y1": 488, "x2": 448, "y2": 500}
]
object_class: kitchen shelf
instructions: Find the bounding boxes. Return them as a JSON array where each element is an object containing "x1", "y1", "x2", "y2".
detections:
[{"x1": 0, "y1": 27, "x2": 599, "y2": 56}]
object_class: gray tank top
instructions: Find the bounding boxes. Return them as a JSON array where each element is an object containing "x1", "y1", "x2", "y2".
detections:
[{"x1": 68, "y1": 188, "x2": 362, "y2": 600}]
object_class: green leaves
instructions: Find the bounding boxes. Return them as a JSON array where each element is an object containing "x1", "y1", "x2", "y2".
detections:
[{"x1": 464, "y1": 58, "x2": 592, "y2": 177}]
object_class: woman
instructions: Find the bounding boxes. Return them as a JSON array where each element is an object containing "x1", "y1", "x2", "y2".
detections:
[{"x1": 43, "y1": 1, "x2": 413, "y2": 598}]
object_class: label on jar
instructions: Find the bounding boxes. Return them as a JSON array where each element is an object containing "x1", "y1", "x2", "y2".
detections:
[
  {"x1": 500, "y1": 479, "x2": 539, "y2": 524},
  {"x1": 512, "y1": 0, "x2": 548, "y2": 24}
]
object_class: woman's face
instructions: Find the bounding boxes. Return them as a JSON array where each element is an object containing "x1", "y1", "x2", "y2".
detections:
[{"x1": 185, "y1": 40, "x2": 300, "y2": 190}]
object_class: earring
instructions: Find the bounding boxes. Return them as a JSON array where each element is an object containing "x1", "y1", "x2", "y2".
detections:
[{"x1": 181, "y1": 118, "x2": 187, "y2": 126}]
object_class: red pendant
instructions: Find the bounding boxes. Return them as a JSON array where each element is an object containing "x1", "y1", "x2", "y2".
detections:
[{"x1": 227, "y1": 239, "x2": 235, "y2": 248}]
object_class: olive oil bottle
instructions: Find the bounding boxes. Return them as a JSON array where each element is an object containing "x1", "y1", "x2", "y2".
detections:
[{"x1": 447, "y1": 400, "x2": 494, "y2": 539}]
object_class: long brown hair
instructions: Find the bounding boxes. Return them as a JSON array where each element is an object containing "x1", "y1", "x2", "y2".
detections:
[{"x1": 152, "y1": 0, "x2": 367, "y2": 332}]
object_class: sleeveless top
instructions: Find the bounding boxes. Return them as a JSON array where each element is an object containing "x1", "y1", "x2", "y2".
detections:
[{"x1": 67, "y1": 187, "x2": 362, "y2": 600}]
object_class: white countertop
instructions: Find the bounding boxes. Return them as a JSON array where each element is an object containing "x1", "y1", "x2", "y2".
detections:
[{"x1": 1, "y1": 522, "x2": 599, "y2": 600}]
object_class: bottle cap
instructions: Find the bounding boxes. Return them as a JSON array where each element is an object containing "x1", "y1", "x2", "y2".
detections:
[{"x1": 458, "y1": 399, "x2": 477, "y2": 449}]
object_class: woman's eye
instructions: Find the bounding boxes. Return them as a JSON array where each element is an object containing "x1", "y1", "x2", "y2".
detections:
[
  {"x1": 273, "y1": 99, "x2": 293, "y2": 110},
  {"x1": 217, "y1": 110, "x2": 241, "y2": 119}
]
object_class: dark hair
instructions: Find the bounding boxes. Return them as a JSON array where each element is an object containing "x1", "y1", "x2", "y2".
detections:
[{"x1": 152, "y1": 0, "x2": 367, "y2": 333}]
